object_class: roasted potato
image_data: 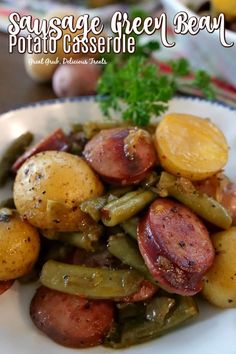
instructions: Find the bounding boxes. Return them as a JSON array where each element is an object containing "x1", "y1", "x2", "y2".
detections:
[
  {"x1": 52, "y1": 64, "x2": 101, "y2": 97},
  {"x1": 0, "y1": 209, "x2": 40, "y2": 280},
  {"x1": 24, "y1": 11, "x2": 103, "y2": 83},
  {"x1": 14, "y1": 151, "x2": 104, "y2": 232},
  {"x1": 155, "y1": 113, "x2": 228, "y2": 181},
  {"x1": 202, "y1": 227, "x2": 236, "y2": 308}
]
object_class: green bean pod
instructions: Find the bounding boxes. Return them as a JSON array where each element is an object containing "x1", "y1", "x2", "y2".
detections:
[
  {"x1": 42, "y1": 224, "x2": 103, "y2": 252},
  {"x1": 108, "y1": 233, "x2": 156, "y2": 284},
  {"x1": 41, "y1": 260, "x2": 144, "y2": 299},
  {"x1": 0, "y1": 132, "x2": 33, "y2": 186},
  {"x1": 158, "y1": 172, "x2": 232, "y2": 229},
  {"x1": 121, "y1": 217, "x2": 139, "y2": 239},
  {"x1": 146, "y1": 297, "x2": 175, "y2": 323},
  {"x1": 101, "y1": 189, "x2": 156, "y2": 227},
  {"x1": 106, "y1": 296, "x2": 198, "y2": 348},
  {"x1": 80, "y1": 196, "x2": 108, "y2": 222}
]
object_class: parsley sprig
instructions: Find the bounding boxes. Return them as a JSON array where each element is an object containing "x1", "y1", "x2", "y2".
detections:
[{"x1": 98, "y1": 11, "x2": 216, "y2": 126}]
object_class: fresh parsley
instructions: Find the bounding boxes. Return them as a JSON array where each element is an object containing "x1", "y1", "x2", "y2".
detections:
[{"x1": 98, "y1": 11, "x2": 216, "y2": 126}]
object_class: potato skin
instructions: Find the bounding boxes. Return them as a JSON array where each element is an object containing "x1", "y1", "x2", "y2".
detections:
[
  {"x1": 202, "y1": 227, "x2": 236, "y2": 308},
  {"x1": 0, "y1": 211, "x2": 40, "y2": 281},
  {"x1": 52, "y1": 64, "x2": 101, "y2": 97},
  {"x1": 155, "y1": 113, "x2": 228, "y2": 181},
  {"x1": 14, "y1": 151, "x2": 104, "y2": 232}
]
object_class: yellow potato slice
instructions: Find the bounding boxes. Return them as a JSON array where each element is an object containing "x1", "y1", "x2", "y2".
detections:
[
  {"x1": 202, "y1": 227, "x2": 236, "y2": 308},
  {"x1": 155, "y1": 113, "x2": 228, "y2": 181}
]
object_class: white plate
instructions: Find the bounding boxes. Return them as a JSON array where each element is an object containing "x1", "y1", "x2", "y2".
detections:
[{"x1": 0, "y1": 96, "x2": 236, "y2": 354}]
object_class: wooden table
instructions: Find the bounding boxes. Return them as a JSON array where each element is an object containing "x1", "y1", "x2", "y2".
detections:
[{"x1": 0, "y1": 33, "x2": 56, "y2": 115}]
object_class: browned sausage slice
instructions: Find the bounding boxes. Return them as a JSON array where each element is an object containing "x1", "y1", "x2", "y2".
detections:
[
  {"x1": 12, "y1": 129, "x2": 68, "y2": 172},
  {"x1": 148, "y1": 199, "x2": 214, "y2": 274},
  {"x1": 138, "y1": 215, "x2": 203, "y2": 295},
  {"x1": 0, "y1": 280, "x2": 14, "y2": 295},
  {"x1": 83, "y1": 128, "x2": 157, "y2": 185},
  {"x1": 30, "y1": 286, "x2": 114, "y2": 348}
]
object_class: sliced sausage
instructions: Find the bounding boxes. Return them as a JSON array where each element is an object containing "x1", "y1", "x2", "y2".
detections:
[
  {"x1": 148, "y1": 199, "x2": 214, "y2": 274},
  {"x1": 83, "y1": 128, "x2": 157, "y2": 185},
  {"x1": 30, "y1": 286, "x2": 114, "y2": 348},
  {"x1": 115, "y1": 280, "x2": 158, "y2": 303},
  {"x1": 138, "y1": 215, "x2": 203, "y2": 295},
  {"x1": 0, "y1": 280, "x2": 14, "y2": 295},
  {"x1": 12, "y1": 129, "x2": 68, "y2": 172},
  {"x1": 137, "y1": 199, "x2": 215, "y2": 296},
  {"x1": 195, "y1": 173, "x2": 236, "y2": 226}
]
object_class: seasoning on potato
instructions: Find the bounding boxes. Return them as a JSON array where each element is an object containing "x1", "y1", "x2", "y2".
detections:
[
  {"x1": 155, "y1": 113, "x2": 228, "y2": 181},
  {"x1": 202, "y1": 227, "x2": 236, "y2": 308},
  {"x1": 13, "y1": 151, "x2": 104, "y2": 231},
  {"x1": 0, "y1": 209, "x2": 40, "y2": 281}
]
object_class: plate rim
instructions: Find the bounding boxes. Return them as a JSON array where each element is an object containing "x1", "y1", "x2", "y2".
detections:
[{"x1": 1, "y1": 94, "x2": 236, "y2": 117}]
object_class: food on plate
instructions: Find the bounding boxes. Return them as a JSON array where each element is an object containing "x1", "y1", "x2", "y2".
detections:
[
  {"x1": 195, "y1": 172, "x2": 236, "y2": 226},
  {"x1": 138, "y1": 199, "x2": 214, "y2": 295},
  {"x1": 0, "y1": 131, "x2": 33, "y2": 186},
  {"x1": 83, "y1": 127, "x2": 157, "y2": 185},
  {"x1": 14, "y1": 151, "x2": 104, "y2": 231},
  {"x1": 30, "y1": 286, "x2": 114, "y2": 348},
  {"x1": 0, "y1": 209, "x2": 40, "y2": 280},
  {"x1": 155, "y1": 113, "x2": 228, "y2": 181},
  {"x1": 158, "y1": 172, "x2": 232, "y2": 229},
  {"x1": 1, "y1": 111, "x2": 236, "y2": 348},
  {"x1": 52, "y1": 63, "x2": 101, "y2": 97},
  {"x1": 202, "y1": 227, "x2": 236, "y2": 308},
  {"x1": 0, "y1": 280, "x2": 14, "y2": 295},
  {"x1": 12, "y1": 129, "x2": 68, "y2": 172}
]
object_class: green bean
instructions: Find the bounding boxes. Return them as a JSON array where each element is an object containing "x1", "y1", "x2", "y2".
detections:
[
  {"x1": 18, "y1": 268, "x2": 38, "y2": 284},
  {"x1": 108, "y1": 186, "x2": 134, "y2": 198},
  {"x1": 71, "y1": 123, "x2": 83, "y2": 133},
  {"x1": 101, "y1": 189, "x2": 156, "y2": 227},
  {"x1": 42, "y1": 224, "x2": 103, "y2": 251},
  {"x1": 117, "y1": 303, "x2": 146, "y2": 323},
  {"x1": 43, "y1": 242, "x2": 74, "y2": 263},
  {"x1": 106, "y1": 296, "x2": 198, "y2": 348},
  {"x1": 82, "y1": 121, "x2": 130, "y2": 139},
  {"x1": 146, "y1": 297, "x2": 175, "y2": 324},
  {"x1": 158, "y1": 172, "x2": 232, "y2": 230},
  {"x1": 0, "y1": 198, "x2": 15, "y2": 209},
  {"x1": 121, "y1": 217, "x2": 139, "y2": 239},
  {"x1": 40, "y1": 260, "x2": 144, "y2": 299},
  {"x1": 0, "y1": 132, "x2": 33, "y2": 186},
  {"x1": 80, "y1": 196, "x2": 107, "y2": 222},
  {"x1": 141, "y1": 171, "x2": 160, "y2": 188},
  {"x1": 108, "y1": 234, "x2": 156, "y2": 284},
  {"x1": 57, "y1": 230, "x2": 102, "y2": 251}
]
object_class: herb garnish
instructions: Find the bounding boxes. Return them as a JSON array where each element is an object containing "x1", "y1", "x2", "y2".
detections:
[{"x1": 97, "y1": 10, "x2": 216, "y2": 126}]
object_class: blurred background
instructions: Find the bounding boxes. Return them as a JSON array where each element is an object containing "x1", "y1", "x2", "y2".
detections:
[{"x1": 1, "y1": 0, "x2": 236, "y2": 114}]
